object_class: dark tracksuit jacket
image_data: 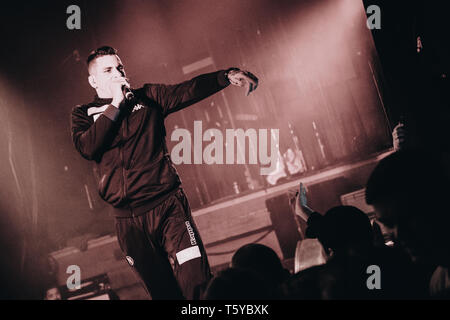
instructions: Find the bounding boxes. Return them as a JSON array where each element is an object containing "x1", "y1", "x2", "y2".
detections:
[
  {"x1": 70, "y1": 70, "x2": 231, "y2": 299},
  {"x1": 71, "y1": 70, "x2": 230, "y2": 216}
]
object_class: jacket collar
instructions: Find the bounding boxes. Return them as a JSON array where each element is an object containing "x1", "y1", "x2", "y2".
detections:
[{"x1": 93, "y1": 94, "x2": 113, "y2": 105}]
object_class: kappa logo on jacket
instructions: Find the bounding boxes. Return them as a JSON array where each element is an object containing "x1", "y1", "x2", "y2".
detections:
[{"x1": 132, "y1": 104, "x2": 145, "y2": 113}]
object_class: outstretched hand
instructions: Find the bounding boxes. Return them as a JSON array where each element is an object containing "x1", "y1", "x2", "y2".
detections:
[{"x1": 227, "y1": 69, "x2": 259, "y2": 95}]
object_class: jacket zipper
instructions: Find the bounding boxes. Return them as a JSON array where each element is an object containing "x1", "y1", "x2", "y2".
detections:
[{"x1": 120, "y1": 126, "x2": 127, "y2": 201}]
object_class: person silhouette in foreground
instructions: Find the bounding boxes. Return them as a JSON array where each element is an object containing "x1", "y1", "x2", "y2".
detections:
[
  {"x1": 366, "y1": 149, "x2": 450, "y2": 298},
  {"x1": 230, "y1": 243, "x2": 291, "y2": 298},
  {"x1": 280, "y1": 183, "x2": 423, "y2": 299},
  {"x1": 202, "y1": 267, "x2": 273, "y2": 300}
]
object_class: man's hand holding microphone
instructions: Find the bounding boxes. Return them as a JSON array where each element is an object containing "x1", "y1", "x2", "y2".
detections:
[{"x1": 110, "y1": 77, "x2": 134, "y2": 108}]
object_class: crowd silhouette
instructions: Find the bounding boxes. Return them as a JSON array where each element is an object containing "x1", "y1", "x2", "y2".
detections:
[{"x1": 199, "y1": 128, "x2": 450, "y2": 299}]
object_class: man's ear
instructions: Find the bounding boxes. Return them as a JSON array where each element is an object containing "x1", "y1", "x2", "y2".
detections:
[{"x1": 88, "y1": 75, "x2": 97, "y2": 89}]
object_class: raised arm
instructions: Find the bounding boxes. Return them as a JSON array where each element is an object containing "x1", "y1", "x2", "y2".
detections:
[
  {"x1": 71, "y1": 104, "x2": 120, "y2": 160},
  {"x1": 144, "y1": 68, "x2": 259, "y2": 117},
  {"x1": 295, "y1": 182, "x2": 315, "y2": 222}
]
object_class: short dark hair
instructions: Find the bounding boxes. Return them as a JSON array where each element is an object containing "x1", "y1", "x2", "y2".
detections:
[
  {"x1": 86, "y1": 46, "x2": 118, "y2": 67},
  {"x1": 365, "y1": 149, "x2": 446, "y2": 206},
  {"x1": 203, "y1": 267, "x2": 272, "y2": 300},
  {"x1": 231, "y1": 244, "x2": 287, "y2": 284},
  {"x1": 319, "y1": 206, "x2": 373, "y2": 251}
]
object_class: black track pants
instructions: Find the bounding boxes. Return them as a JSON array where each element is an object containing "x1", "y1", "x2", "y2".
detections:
[{"x1": 115, "y1": 188, "x2": 212, "y2": 300}]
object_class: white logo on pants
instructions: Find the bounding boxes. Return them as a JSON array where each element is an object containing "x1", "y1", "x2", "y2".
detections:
[
  {"x1": 185, "y1": 221, "x2": 197, "y2": 246},
  {"x1": 126, "y1": 256, "x2": 134, "y2": 267},
  {"x1": 176, "y1": 246, "x2": 201, "y2": 265}
]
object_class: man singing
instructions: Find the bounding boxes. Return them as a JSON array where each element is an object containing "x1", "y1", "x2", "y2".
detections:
[{"x1": 70, "y1": 46, "x2": 258, "y2": 299}]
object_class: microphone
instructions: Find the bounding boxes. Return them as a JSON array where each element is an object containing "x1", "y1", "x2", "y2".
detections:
[{"x1": 122, "y1": 85, "x2": 134, "y2": 100}]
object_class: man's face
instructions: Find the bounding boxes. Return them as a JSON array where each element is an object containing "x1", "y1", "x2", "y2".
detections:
[
  {"x1": 88, "y1": 54, "x2": 126, "y2": 98},
  {"x1": 45, "y1": 287, "x2": 61, "y2": 300},
  {"x1": 374, "y1": 201, "x2": 450, "y2": 267},
  {"x1": 373, "y1": 202, "x2": 398, "y2": 230}
]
